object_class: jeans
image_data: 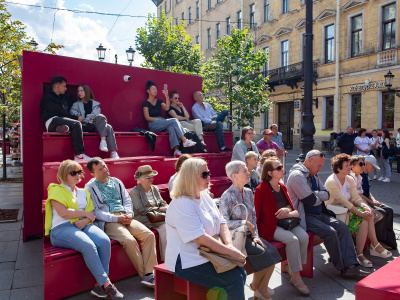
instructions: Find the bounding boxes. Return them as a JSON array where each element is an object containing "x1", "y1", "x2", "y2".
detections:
[
  {"x1": 174, "y1": 255, "x2": 246, "y2": 300},
  {"x1": 204, "y1": 110, "x2": 229, "y2": 150},
  {"x1": 381, "y1": 157, "x2": 391, "y2": 178},
  {"x1": 306, "y1": 213, "x2": 358, "y2": 271},
  {"x1": 49, "y1": 117, "x2": 85, "y2": 155},
  {"x1": 372, "y1": 149, "x2": 382, "y2": 177},
  {"x1": 148, "y1": 118, "x2": 185, "y2": 150},
  {"x1": 82, "y1": 114, "x2": 118, "y2": 151},
  {"x1": 50, "y1": 222, "x2": 111, "y2": 286}
]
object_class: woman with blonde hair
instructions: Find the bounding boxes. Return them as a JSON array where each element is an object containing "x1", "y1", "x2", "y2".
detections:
[
  {"x1": 44, "y1": 160, "x2": 123, "y2": 299},
  {"x1": 255, "y1": 149, "x2": 277, "y2": 180},
  {"x1": 244, "y1": 151, "x2": 260, "y2": 193},
  {"x1": 166, "y1": 158, "x2": 247, "y2": 300}
]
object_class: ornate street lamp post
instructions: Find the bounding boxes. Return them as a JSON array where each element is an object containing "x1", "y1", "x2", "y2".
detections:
[
  {"x1": 96, "y1": 44, "x2": 107, "y2": 62},
  {"x1": 126, "y1": 46, "x2": 136, "y2": 66}
]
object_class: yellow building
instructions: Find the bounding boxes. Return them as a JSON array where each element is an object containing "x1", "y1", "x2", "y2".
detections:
[{"x1": 153, "y1": 0, "x2": 400, "y2": 150}]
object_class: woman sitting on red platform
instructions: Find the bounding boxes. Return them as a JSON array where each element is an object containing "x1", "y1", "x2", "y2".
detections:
[
  {"x1": 70, "y1": 84, "x2": 119, "y2": 159},
  {"x1": 44, "y1": 160, "x2": 123, "y2": 299},
  {"x1": 254, "y1": 157, "x2": 310, "y2": 295}
]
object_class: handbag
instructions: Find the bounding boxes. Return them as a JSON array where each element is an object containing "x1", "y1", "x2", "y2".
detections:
[
  {"x1": 198, "y1": 235, "x2": 246, "y2": 273},
  {"x1": 229, "y1": 204, "x2": 248, "y2": 256},
  {"x1": 146, "y1": 210, "x2": 166, "y2": 223},
  {"x1": 277, "y1": 217, "x2": 301, "y2": 230},
  {"x1": 326, "y1": 205, "x2": 350, "y2": 225},
  {"x1": 373, "y1": 209, "x2": 384, "y2": 224}
]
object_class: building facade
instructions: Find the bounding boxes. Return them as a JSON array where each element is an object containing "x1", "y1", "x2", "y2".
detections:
[{"x1": 153, "y1": 0, "x2": 400, "y2": 150}]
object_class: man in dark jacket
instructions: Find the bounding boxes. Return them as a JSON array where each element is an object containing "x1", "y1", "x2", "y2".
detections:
[
  {"x1": 40, "y1": 76, "x2": 90, "y2": 161},
  {"x1": 337, "y1": 126, "x2": 355, "y2": 155}
]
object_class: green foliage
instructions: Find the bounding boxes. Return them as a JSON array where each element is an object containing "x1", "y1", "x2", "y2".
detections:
[
  {"x1": 135, "y1": 11, "x2": 203, "y2": 75},
  {"x1": 0, "y1": 0, "x2": 63, "y2": 123},
  {"x1": 201, "y1": 27, "x2": 270, "y2": 129}
]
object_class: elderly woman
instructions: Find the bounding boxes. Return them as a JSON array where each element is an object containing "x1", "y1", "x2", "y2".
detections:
[
  {"x1": 244, "y1": 151, "x2": 260, "y2": 193},
  {"x1": 255, "y1": 149, "x2": 277, "y2": 179},
  {"x1": 166, "y1": 158, "x2": 247, "y2": 300},
  {"x1": 70, "y1": 84, "x2": 119, "y2": 159},
  {"x1": 130, "y1": 165, "x2": 168, "y2": 261},
  {"x1": 354, "y1": 128, "x2": 371, "y2": 156},
  {"x1": 220, "y1": 161, "x2": 281, "y2": 300},
  {"x1": 168, "y1": 154, "x2": 192, "y2": 192},
  {"x1": 325, "y1": 154, "x2": 392, "y2": 268},
  {"x1": 231, "y1": 126, "x2": 260, "y2": 162},
  {"x1": 45, "y1": 160, "x2": 123, "y2": 299},
  {"x1": 255, "y1": 157, "x2": 310, "y2": 295}
]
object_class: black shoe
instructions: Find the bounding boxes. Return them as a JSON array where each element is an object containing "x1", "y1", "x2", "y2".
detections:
[
  {"x1": 91, "y1": 284, "x2": 108, "y2": 298},
  {"x1": 105, "y1": 284, "x2": 124, "y2": 299},
  {"x1": 221, "y1": 147, "x2": 232, "y2": 152},
  {"x1": 340, "y1": 265, "x2": 370, "y2": 278}
]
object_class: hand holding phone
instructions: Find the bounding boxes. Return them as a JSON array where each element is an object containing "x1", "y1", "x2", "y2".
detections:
[{"x1": 163, "y1": 84, "x2": 168, "y2": 91}]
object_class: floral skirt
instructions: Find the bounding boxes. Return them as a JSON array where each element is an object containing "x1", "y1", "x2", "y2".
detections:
[{"x1": 347, "y1": 207, "x2": 365, "y2": 235}]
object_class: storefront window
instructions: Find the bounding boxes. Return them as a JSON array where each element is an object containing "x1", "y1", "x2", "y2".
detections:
[
  {"x1": 351, "y1": 94, "x2": 361, "y2": 129},
  {"x1": 382, "y1": 92, "x2": 395, "y2": 129},
  {"x1": 325, "y1": 96, "x2": 334, "y2": 130}
]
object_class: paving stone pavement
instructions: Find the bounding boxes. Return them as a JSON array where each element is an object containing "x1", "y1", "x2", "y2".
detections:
[{"x1": 0, "y1": 151, "x2": 399, "y2": 300}]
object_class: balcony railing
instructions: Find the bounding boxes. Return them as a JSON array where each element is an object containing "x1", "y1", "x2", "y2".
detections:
[
  {"x1": 256, "y1": 61, "x2": 318, "y2": 91},
  {"x1": 377, "y1": 49, "x2": 397, "y2": 67}
]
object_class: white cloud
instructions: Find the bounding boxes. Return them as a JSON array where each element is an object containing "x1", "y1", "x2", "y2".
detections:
[{"x1": 78, "y1": 3, "x2": 94, "y2": 11}]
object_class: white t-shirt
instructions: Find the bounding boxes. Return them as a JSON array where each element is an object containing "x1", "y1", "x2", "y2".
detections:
[
  {"x1": 349, "y1": 171, "x2": 363, "y2": 194},
  {"x1": 334, "y1": 174, "x2": 351, "y2": 201},
  {"x1": 354, "y1": 136, "x2": 371, "y2": 155},
  {"x1": 51, "y1": 185, "x2": 88, "y2": 229},
  {"x1": 145, "y1": 191, "x2": 157, "y2": 206},
  {"x1": 164, "y1": 191, "x2": 226, "y2": 272},
  {"x1": 370, "y1": 136, "x2": 383, "y2": 150}
]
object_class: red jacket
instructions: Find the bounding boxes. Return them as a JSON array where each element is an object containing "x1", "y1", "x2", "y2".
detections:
[{"x1": 254, "y1": 181, "x2": 295, "y2": 242}]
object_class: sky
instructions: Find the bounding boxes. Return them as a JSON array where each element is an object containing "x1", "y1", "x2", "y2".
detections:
[{"x1": 5, "y1": 0, "x2": 157, "y2": 67}]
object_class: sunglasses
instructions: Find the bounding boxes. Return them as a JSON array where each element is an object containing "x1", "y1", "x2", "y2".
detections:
[
  {"x1": 201, "y1": 171, "x2": 211, "y2": 179},
  {"x1": 69, "y1": 170, "x2": 83, "y2": 176},
  {"x1": 308, "y1": 153, "x2": 326, "y2": 159},
  {"x1": 359, "y1": 162, "x2": 365, "y2": 167},
  {"x1": 272, "y1": 165, "x2": 284, "y2": 171},
  {"x1": 264, "y1": 133, "x2": 273, "y2": 136},
  {"x1": 174, "y1": 97, "x2": 180, "y2": 100}
]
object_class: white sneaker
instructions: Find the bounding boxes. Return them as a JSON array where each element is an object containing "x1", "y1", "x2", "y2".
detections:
[
  {"x1": 382, "y1": 178, "x2": 391, "y2": 183},
  {"x1": 110, "y1": 151, "x2": 119, "y2": 159},
  {"x1": 377, "y1": 177, "x2": 384, "y2": 181},
  {"x1": 99, "y1": 140, "x2": 108, "y2": 152},
  {"x1": 183, "y1": 139, "x2": 196, "y2": 147},
  {"x1": 141, "y1": 274, "x2": 155, "y2": 288},
  {"x1": 174, "y1": 150, "x2": 182, "y2": 156},
  {"x1": 373, "y1": 175, "x2": 377, "y2": 180},
  {"x1": 74, "y1": 154, "x2": 91, "y2": 161}
]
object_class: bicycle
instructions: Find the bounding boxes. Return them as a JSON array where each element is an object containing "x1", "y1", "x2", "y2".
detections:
[{"x1": 326, "y1": 135, "x2": 340, "y2": 155}]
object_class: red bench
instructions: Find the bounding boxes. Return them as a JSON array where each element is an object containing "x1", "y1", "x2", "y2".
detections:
[
  {"x1": 355, "y1": 256, "x2": 400, "y2": 300},
  {"x1": 0, "y1": 141, "x2": 11, "y2": 154}
]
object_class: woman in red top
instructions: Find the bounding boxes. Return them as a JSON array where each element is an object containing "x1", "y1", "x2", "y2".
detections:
[{"x1": 254, "y1": 157, "x2": 310, "y2": 295}]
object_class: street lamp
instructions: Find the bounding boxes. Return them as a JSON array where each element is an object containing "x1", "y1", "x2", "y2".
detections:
[
  {"x1": 96, "y1": 44, "x2": 107, "y2": 62},
  {"x1": 300, "y1": 86, "x2": 318, "y2": 109},
  {"x1": 29, "y1": 39, "x2": 38, "y2": 48},
  {"x1": 384, "y1": 70, "x2": 394, "y2": 89},
  {"x1": 126, "y1": 46, "x2": 136, "y2": 66}
]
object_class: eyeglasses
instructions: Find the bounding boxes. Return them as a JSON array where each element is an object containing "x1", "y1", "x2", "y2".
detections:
[
  {"x1": 69, "y1": 170, "x2": 83, "y2": 176},
  {"x1": 307, "y1": 153, "x2": 325, "y2": 159},
  {"x1": 201, "y1": 171, "x2": 211, "y2": 179},
  {"x1": 359, "y1": 162, "x2": 365, "y2": 167},
  {"x1": 272, "y1": 165, "x2": 284, "y2": 171},
  {"x1": 173, "y1": 97, "x2": 180, "y2": 100}
]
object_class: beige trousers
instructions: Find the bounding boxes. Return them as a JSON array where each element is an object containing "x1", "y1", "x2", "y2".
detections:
[
  {"x1": 105, "y1": 213, "x2": 158, "y2": 278},
  {"x1": 180, "y1": 119, "x2": 203, "y2": 141},
  {"x1": 153, "y1": 223, "x2": 167, "y2": 261}
]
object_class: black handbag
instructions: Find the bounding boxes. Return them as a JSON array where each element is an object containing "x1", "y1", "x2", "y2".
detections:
[{"x1": 277, "y1": 217, "x2": 301, "y2": 230}]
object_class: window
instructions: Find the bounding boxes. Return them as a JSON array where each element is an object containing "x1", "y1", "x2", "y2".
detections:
[
  {"x1": 181, "y1": 12, "x2": 185, "y2": 23},
  {"x1": 283, "y1": 0, "x2": 289, "y2": 13},
  {"x1": 196, "y1": 1, "x2": 199, "y2": 19},
  {"x1": 382, "y1": 92, "x2": 395, "y2": 129},
  {"x1": 281, "y1": 40, "x2": 289, "y2": 69},
  {"x1": 164, "y1": 1, "x2": 167, "y2": 12},
  {"x1": 382, "y1": 3, "x2": 396, "y2": 50},
  {"x1": 216, "y1": 23, "x2": 220, "y2": 40},
  {"x1": 351, "y1": 94, "x2": 361, "y2": 128},
  {"x1": 262, "y1": 46, "x2": 269, "y2": 74},
  {"x1": 216, "y1": 0, "x2": 220, "y2": 3},
  {"x1": 188, "y1": 7, "x2": 192, "y2": 24},
  {"x1": 249, "y1": 4, "x2": 255, "y2": 29},
  {"x1": 207, "y1": 28, "x2": 211, "y2": 49},
  {"x1": 351, "y1": 15, "x2": 362, "y2": 57},
  {"x1": 325, "y1": 24, "x2": 335, "y2": 63},
  {"x1": 237, "y1": 11, "x2": 242, "y2": 30},
  {"x1": 226, "y1": 17, "x2": 231, "y2": 35},
  {"x1": 176, "y1": 0, "x2": 178, "y2": 4},
  {"x1": 195, "y1": 35, "x2": 199, "y2": 44},
  {"x1": 263, "y1": 109, "x2": 269, "y2": 130},
  {"x1": 264, "y1": 0, "x2": 269, "y2": 22},
  {"x1": 175, "y1": 18, "x2": 178, "y2": 26},
  {"x1": 207, "y1": 0, "x2": 211, "y2": 10},
  {"x1": 325, "y1": 96, "x2": 334, "y2": 129}
]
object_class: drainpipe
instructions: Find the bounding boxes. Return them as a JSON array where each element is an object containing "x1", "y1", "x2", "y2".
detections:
[{"x1": 334, "y1": 0, "x2": 340, "y2": 132}]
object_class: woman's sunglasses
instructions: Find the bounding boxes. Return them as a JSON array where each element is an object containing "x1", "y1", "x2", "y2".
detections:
[
  {"x1": 69, "y1": 170, "x2": 83, "y2": 176},
  {"x1": 272, "y1": 165, "x2": 284, "y2": 171},
  {"x1": 359, "y1": 162, "x2": 365, "y2": 167},
  {"x1": 201, "y1": 171, "x2": 211, "y2": 179}
]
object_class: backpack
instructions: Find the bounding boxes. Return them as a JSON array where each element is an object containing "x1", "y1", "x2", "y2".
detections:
[
  {"x1": 179, "y1": 131, "x2": 204, "y2": 154},
  {"x1": 381, "y1": 141, "x2": 396, "y2": 159}
]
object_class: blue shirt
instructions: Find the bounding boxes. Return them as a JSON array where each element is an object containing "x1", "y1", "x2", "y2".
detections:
[
  {"x1": 304, "y1": 176, "x2": 322, "y2": 215},
  {"x1": 271, "y1": 132, "x2": 284, "y2": 149},
  {"x1": 191, "y1": 102, "x2": 217, "y2": 124},
  {"x1": 94, "y1": 179, "x2": 125, "y2": 213}
]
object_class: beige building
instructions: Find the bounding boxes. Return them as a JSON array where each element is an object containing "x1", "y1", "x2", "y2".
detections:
[{"x1": 153, "y1": 0, "x2": 400, "y2": 150}]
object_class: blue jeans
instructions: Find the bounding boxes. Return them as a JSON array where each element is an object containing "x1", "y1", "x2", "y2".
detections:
[
  {"x1": 174, "y1": 255, "x2": 246, "y2": 300},
  {"x1": 204, "y1": 110, "x2": 229, "y2": 149},
  {"x1": 381, "y1": 157, "x2": 391, "y2": 178},
  {"x1": 148, "y1": 118, "x2": 185, "y2": 150},
  {"x1": 50, "y1": 222, "x2": 111, "y2": 286}
]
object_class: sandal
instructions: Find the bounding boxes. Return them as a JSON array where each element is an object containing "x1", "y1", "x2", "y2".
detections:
[
  {"x1": 370, "y1": 242, "x2": 392, "y2": 258},
  {"x1": 357, "y1": 254, "x2": 373, "y2": 268},
  {"x1": 249, "y1": 284, "x2": 274, "y2": 296},
  {"x1": 290, "y1": 278, "x2": 310, "y2": 295},
  {"x1": 254, "y1": 289, "x2": 272, "y2": 300}
]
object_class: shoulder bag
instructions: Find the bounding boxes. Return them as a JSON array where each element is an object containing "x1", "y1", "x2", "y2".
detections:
[
  {"x1": 277, "y1": 217, "x2": 301, "y2": 230},
  {"x1": 229, "y1": 203, "x2": 248, "y2": 256},
  {"x1": 147, "y1": 210, "x2": 165, "y2": 223}
]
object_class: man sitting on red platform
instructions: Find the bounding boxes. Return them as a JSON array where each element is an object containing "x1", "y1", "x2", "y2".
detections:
[{"x1": 40, "y1": 76, "x2": 91, "y2": 161}]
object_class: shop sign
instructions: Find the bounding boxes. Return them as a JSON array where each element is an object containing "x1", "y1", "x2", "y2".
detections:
[{"x1": 349, "y1": 82, "x2": 385, "y2": 91}]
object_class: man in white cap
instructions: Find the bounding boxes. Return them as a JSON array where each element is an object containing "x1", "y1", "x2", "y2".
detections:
[{"x1": 360, "y1": 155, "x2": 396, "y2": 250}]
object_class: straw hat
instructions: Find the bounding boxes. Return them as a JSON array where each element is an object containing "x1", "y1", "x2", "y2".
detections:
[{"x1": 134, "y1": 165, "x2": 158, "y2": 180}]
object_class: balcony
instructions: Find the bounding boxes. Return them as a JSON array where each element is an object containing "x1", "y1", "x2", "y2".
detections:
[
  {"x1": 377, "y1": 49, "x2": 397, "y2": 67},
  {"x1": 256, "y1": 61, "x2": 318, "y2": 91}
]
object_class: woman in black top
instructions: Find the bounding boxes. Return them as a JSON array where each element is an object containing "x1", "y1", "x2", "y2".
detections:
[
  {"x1": 142, "y1": 81, "x2": 196, "y2": 157},
  {"x1": 167, "y1": 90, "x2": 206, "y2": 149}
]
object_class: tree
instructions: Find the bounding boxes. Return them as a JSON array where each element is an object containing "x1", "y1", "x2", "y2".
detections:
[
  {"x1": 201, "y1": 27, "x2": 270, "y2": 130},
  {"x1": 135, "y1": 11, "x2": 203, "y2": 75}
]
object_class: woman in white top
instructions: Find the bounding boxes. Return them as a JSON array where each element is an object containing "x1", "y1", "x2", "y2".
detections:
[
  {"x1": 165, "y1": 158, "x2": 247, "y2": 300},
  {"x1": 44, "y1": 160, "x2": 123, "y2": 299},
  {"x1": 325, "y1": 154, "x2": 392, "y2": 268},
  {"x1": 369, "y1": 130, "x2": 383, "y2": 180},
  {"x1": 354, "y1": 128, "x2": 371, "y2": 156}
]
